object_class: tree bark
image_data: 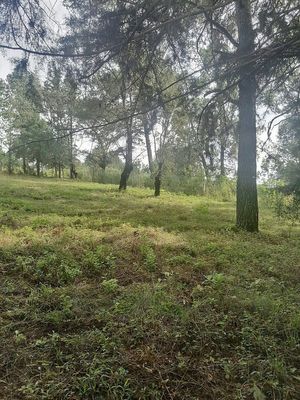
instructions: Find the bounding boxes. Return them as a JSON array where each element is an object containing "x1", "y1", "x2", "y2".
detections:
[
  {"x1": 119, "y1": 116, "x2": 133, "y2": 191},
  {"x1": 22, "y1": 157, "x2": 27, "y2": 175},
  {"x1": 119, "y1": 70, "x2": 134, "y2": 191},
  {"x1": 69, "y1": 118, "x2": 77, "y2": 179},
  {"x1": 119, "y1": 162, "x2": 133, "y2": 191},
  {"x1": 143, "y1": 118, "x2": 154, "y2": 173},
  {"x1": 220, "y1": 143, "x2": 225, "y2": 176},
  {"x1": 99, "y1": 166, "x2": 106, "y2": 184},
  {"x1": 70, "y1": 164, "x2": 77, "y2": 179},
  {"x1": 8, "y1": 151, "x2": 13, "y2": 175},
  {"x1": 200, "y1": 154, "x2": 210, "y2": 181},
  {"x1": 236, "y1": 0, "x2": 258, "y2": 232},
  {"x1": 154, "y1": 162, "x2": 163, "y2": 197},
  {"x1": 36, "y1": 160, "x2": 41, "y2": 177}
]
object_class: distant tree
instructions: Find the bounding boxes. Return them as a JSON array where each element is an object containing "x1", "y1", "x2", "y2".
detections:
[
  {"x1": 2, "y1": 63, "x2": 54, "y2": 176},
  {"x1": 265, "y1": 117, "x2": 300, "y2": 195}
]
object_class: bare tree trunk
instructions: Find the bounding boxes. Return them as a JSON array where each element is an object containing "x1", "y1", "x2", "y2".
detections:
[
  {"x1": 236, "y1": 0, "x2": 258, "y2": 232},
  {"x1": 36, "y1": 159, "x2": 41, "y2": 177},
  {"x1": 154, "y1": 162, "x2": 163, "y2": 197},
  {"x1": 143, "y1": 118, "x2": 154, "y2": 173},
  {"x1": 69, "y1": 118, "x2": 77, "y2": 179},
  {"x1": 119, "y1": 111, "x2": 133, "y2": 191},
  {"x1": 99, "y1": 166, "x2": 106, "y2": 184},
  {"x1": 58, "y1": 162, "x2": 62, "y2": 179},
  {"x1": 8, "y1": 151, "x2": 13, "y2": 175},
  {"x1": 22, "y1": 157, "x2": 27, "y2": 175},
  {"x1": 119, "y1": 69, "x2": 134, "y2": 191},
  {"x1": 119, "y1": 162, "x2": 133, "y2": 191},
  {"x1": 200, "y1": 154, "x2": 210, "y2": 181},
  {"x1": 220, "y1": 143, "x2": 225, "y2": 176}
]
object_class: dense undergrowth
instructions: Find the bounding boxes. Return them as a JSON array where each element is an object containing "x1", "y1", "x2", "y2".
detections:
[{"x1": 0, "y1": 175, "x2": 299, "y2": 400}]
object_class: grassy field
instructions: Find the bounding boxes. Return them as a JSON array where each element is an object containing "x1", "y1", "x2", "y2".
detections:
[{"x1": 0, "y1": 175, "x2": 299, "y2": 400}]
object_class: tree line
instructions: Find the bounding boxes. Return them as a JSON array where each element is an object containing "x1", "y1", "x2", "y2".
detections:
[{"x1": 0, "y1": 0, "x2": 299, "y2": 232}]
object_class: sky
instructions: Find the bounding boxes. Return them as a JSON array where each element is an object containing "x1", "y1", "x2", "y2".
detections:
[{"x1": 0, "y1": 0, "x2": 67, "y2": 79}]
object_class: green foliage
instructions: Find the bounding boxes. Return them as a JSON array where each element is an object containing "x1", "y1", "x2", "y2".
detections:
[
  {"x1": 139, "y1": 238, "x2": 157, "y2": 271},
  {"x1": 262, "y1": 185, "x2": 299, "y2": 223},
  {"x1": 82, "y1": 245, "x2": 116, "y2": 276},
  {"x1": 101, "y1": 279, "x2": 119, "y2": 294},
  {"x1": 275, "y1": 193, "x2": 299, "y2": 222},
  {"x1": 16, "y1": 252, "x2": 81, "y2": 286},
  {"x1": 205, "y1": 272, "x2": 226, "y2": 287}
]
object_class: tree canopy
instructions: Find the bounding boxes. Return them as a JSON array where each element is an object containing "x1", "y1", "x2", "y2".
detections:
[{"x1": 0, "y1": 0, "x2": 299, "y2": 231}]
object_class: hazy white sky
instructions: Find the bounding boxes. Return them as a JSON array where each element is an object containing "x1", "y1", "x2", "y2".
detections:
[{"x1": 0, "y1": 0, "x2": 67, "y2": 79}]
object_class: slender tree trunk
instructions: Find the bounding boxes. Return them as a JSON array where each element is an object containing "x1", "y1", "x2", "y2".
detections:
[
  {"x1": 119, "y1": 70, "x2": 134, "y2": 191},
  {"x1": 143, "y1": 118, "x2": 154, "y2": 173},
  {"x1": 22, "y1": 157, "x2": 27, "y2": 175},
  {"x1": 70, "y1": 164, "x2": 76, "y2": 179},
  {"x1": 69, "y1": 118, "x2": 77, "y2": 179},
  {"x1": 220, "y1": 144, "x2": 225, "y2": 176},
  {"x1": 119, "y1": 117, "x2": 133, "y2": 191},
  {"x1": 8, "y1": 151, "x2": 13, "y2": 175},
  {"x1": 154, "y1": 162, "x2": 163, "y2": 197},
  {"x1": 36, "y1": 160, "x2": 41, "y2": 177},
  {"x1": 200, "y1": 154, "x2": 210, "y2": 181},
  {"x1": 100, "y1": 166, "x2": 106, "y2": 184},
  {"x1": 58, "y1": 162, "x2": 62, "y2": 179},
  {"x1": 236, "y1": 0, "x2": 258, "y2": 232}
]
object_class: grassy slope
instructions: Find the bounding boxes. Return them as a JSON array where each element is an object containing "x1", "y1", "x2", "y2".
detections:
[{"x1": 0, "y1": 175, "x2": 299, "y2": 400}]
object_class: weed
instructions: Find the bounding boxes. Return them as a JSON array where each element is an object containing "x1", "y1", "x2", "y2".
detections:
[
  {"x1": 101, "y1": 278, "x2": 119, "y2": 294},
  {"x1": 0, "y1": 175, "x2": 299, "y2": 400},
  {"x1": 82, "y1": 245, "x2": 116, "y2": 276},
  {"x1": 139, "y1": 238, "x2": 157, "y2": 272}
]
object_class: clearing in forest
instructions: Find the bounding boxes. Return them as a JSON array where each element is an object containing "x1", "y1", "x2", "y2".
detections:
[{"x1": 0, "y1": 176, "x2": 299, "y2": 399}]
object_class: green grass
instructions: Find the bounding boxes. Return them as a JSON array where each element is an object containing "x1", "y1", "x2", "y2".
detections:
[{"x1": 0, "y1": 175, "x2": 299, "y2": 400}]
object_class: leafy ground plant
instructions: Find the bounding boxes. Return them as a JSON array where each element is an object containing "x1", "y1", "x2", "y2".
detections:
[{"x1": 0, "y1": 175, "x2": 299, "y2": 399}]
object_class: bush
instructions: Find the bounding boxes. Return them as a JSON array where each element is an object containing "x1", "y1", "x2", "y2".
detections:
[
  {"x1": 274, "y1": 193, "x2": 299, "y2": 222},
  {"x1": 78, "y1": 164, "x2": 236, "y2": 198},
  {"x1": 262, "y1": 184, "x2": 300, "y2": 222}
]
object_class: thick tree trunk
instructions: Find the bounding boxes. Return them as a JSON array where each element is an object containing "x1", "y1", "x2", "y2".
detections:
[
  {"x1": 154, "y1": 162, "x2": 163, "y2": 197},
  {"x1": 119, "y1": 162, "x2": 133, "y2": 191},
  {"x1": 58, "y1": 162, "x2": 62, "y2": 179},
  {"x1": 236, "y1": 0, "x2": 258, "y2": 232}
]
